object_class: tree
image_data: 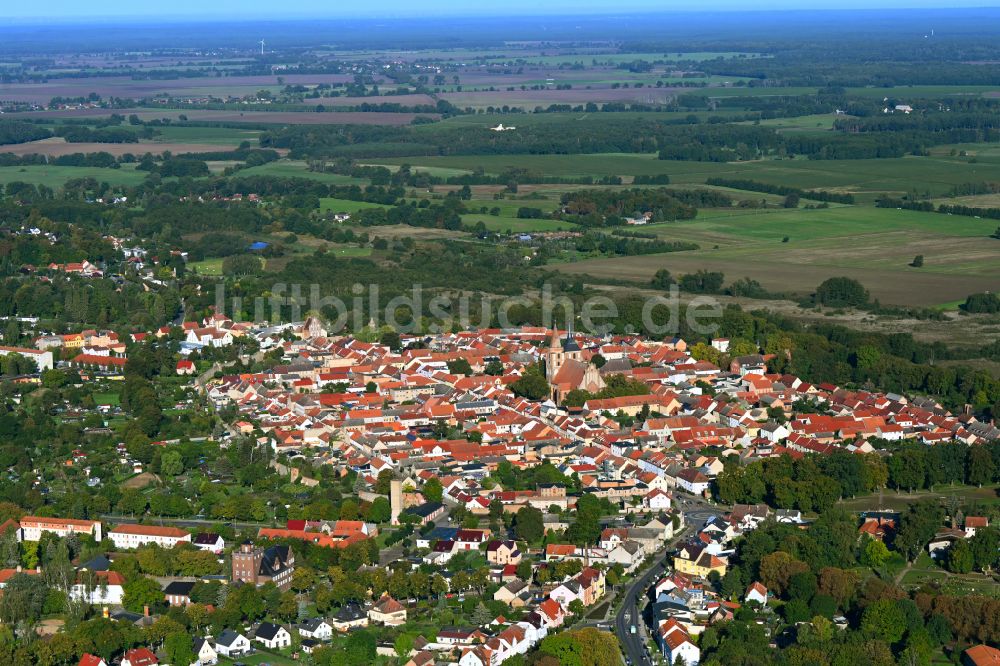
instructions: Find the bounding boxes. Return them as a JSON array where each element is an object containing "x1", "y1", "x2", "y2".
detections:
[
  {"x1": 651, "y1": 269, "x2": 675, "y2": 289},
  {"x1": 783, "y1": 193, "x2": 800, "y2": 208},
  {"x1": 367, "y1": 497, "x2": 391, "y2": 524},
  {"x1": 861, "y1": 599, "x2": 907, "y2": 643},
  {"x1": 510, "y1": 364, "x2": 549, "y2": 401},
  {"x1": 966, "y1": 445, "x2": 995, "y2": 487},
  {"x1": 159, "y1": 450, "x2": 183, "y2": 477},
  {"x1": 862, "y1": 538, "x2": 891, "y2": 568},
  {"x1": 222, "y1": 254, "x2": 264, "y2": 277},
  {"x1": 513, "y1": 506, "x2": 544, "y2": 543},
  {"x1": 164, "y1": 633, "x2": 195, "y2": 666},
  {"x1": 123, "y1": 576, "x2": 163, "y2": 613},
  {"x1": 446, "y1": 358, "x2": 473, "y2": 375},
  {"x1": 818, "y1": 567, "x2": 859, "y2": 608},
  {"x1": 375, "y1": 470, "x2": 395, "y2": 495},
  {"x1": 759, "y1": 551, "x2": 808, "y2": 596},
  {"x1": 537, "y1": 628, "x2": 620, "y2": 666},
  {"x1": 910, "y1": 254, "x2": 924, "y2": 267},
  {"x1": 394, "y1": 633, "x2": 415, "y2": 658},
  {"x1": 423, "y1": 477, "x2": 443, "y2": 503},
  {"x1": 814, "y1": 276, "x2": 869, "y2": 307},
  {"x1": 969, "y1": 526, "x2": 1000, "y2": 571},
  {"x1": 946, "y1": 538, "x2": 974, "y2": 574}
]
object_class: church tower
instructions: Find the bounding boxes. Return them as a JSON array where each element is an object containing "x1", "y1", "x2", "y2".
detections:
[
  {"x1": 563, "y1": 321, "x2": 582, "y2": 364},
  {"x1": 546, "y1": 328, "x2": 564, "y2": 382}
]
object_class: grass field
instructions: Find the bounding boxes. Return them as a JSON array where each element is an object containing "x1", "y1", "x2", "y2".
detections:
[
  {"x1": 554, "y1": 205, "x2": 1000, "y2": 306},
  {"x1": 378, "y1": 151, "x2": 1000, "y2": 198},
  {"x1": 93, "y1": 393, "x2": 120, "y2": 406},
  {"x1": 0, "y1": 164, "x2": 147, "y2": 188},
  {"x1": 239, "y1": 160, "x2": 367, "y2": 184},
  {"x1": 149, "y1": 125, "x2": 262, "y2": 145},
  {"x1": 837, "y1": 484, "x2": 1000, "y2": 513},
  {"x1": 899, "y1": 552, "x2": 1000, "y2": 596},
  {"x1": 189, "y1": 258, "x2": 224, "y2": 276},
  {"x1": 462, "y1": 213, "x2": 574, "y2": 232},
  {"x1": 319, "y1": 197, "x2": 388, "y2": 213},
  {"x1": 219, "y1": 652, "x2": 298, "y2": 666}
]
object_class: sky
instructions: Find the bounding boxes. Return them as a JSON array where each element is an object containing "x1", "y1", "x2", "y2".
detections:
[{"x1": 2, "y1": 0, "x2": 997, "y2": 21}]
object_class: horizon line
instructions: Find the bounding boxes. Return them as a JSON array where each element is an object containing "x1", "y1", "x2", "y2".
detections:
[{"x1": 3, "y1": 5, "x2": 1000, "y2": 25}]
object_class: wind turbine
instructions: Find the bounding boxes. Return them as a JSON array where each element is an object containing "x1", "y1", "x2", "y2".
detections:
[{"x1": 259, "y1": 39, "x2": 265, "y2": 56}]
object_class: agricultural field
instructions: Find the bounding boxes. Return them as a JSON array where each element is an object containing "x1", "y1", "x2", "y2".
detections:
[
  {"x1": 462, "y1": 213, "x2": 574, "y2": 233},
  {"x1": 238, "y1": 160, "x2": 366, "y2": 184},
  {"x1": 11, "y1": 107, "x2": 433, "y2": 126},
  {"x1": 0, "y1": 164, "x2": 147, "y2": 188},
  {"x1": 0, "y1": 137, "x2": 245, "y2": 157},
  {"x1": 146, "y1": 125, "x2": 263, "y2": 145},
  {"x1": 555, "y1": 205, "x2": 1000, "y2": 307},
  {"x1": 319, "y1": 197, "x2": 388, "y2": 213},
  {"x1": 378, "y1": 150, "x2": 1000, "y2": 199}
]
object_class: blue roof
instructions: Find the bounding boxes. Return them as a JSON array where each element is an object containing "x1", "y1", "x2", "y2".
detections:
[{"x1": 248, "y1": 241, "x2": 269, "y2": 250}]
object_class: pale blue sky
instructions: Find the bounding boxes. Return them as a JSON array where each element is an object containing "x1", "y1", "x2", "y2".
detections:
[{"x1": 2, "y1": 0, "x2": 996, "y2": 20}]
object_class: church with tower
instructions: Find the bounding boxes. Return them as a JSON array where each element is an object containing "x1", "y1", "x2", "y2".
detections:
[{"x1": 545, "y1": 325, "x2": 605, "y2": 403}]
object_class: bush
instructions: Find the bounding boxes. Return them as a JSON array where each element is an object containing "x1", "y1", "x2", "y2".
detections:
[{"x1": 815, "y1": 276, "x2": 869, "y2": 307}]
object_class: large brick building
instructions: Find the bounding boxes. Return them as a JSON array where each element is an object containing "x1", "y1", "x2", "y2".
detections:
[{"x1": 232, "y1": 541, "x2": 295, "y2": 591}]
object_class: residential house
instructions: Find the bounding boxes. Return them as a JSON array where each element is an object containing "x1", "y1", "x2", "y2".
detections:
[
  {"x1": 658, "y1": 618, "x2": 700, "y2": 665},
  {"x1": 215, "y1": 630, "x2": 251, "y2": 657},
  {"x1": 745, "y1": 581, "x2": 768, "y2": 606},
  {"x1": 255, "y1": 622, "x2": 292, "y2": 649},
  {"x1": 675, "y1": 469, "x2": 711, "y2": 495},
  {"x1": 486, "y1": 540, "x2": 522, "y2": 566},
  {"x1": 192, "y1": 532, "x2": 225, "y2": 554},
  {"x1": 192, "y1": 638, "x2": 218, "y2": 665},
  {"x1": 369, "y1": 595, "x2": 407, "y2": 626},
  {"x1": 163, "y1": 580, "x2": 195, "y2": 606},
  {"x1": 69, "y1": 570, "x2": 125, "y2": 605},
  {"x1": 299, "y1": 618, "x2": 334, "y2": 640},
  {"x1": 109, "y1": 524, "x2": 191, "y2": 549},
  {"x1": 121, "y1": 648, "x2": 158, "y2": 666},
  {"x1": 19, "y1": 516, "x2": 102, "y2": 542},
  {"x1": 331, "y1": 602, "x2": 369, "y2": 631},
  {"x1": 78, "y1": 655, "x2": 108, "y2": 666}
]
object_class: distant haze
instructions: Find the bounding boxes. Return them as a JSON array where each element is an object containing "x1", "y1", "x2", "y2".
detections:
[{"x1": 4, "y1": 0, "x2": 998, "y2": 21}]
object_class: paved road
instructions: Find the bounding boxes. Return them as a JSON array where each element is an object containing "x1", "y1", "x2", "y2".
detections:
[
  {"x1": 613, "y1": 526, "x2": 690, "y2": 665},
  {"x1": 612, "y1": 495, "x2": 726, "y2": 664},
  {"x1": 673, "y1": 494, "x2": 726, "y2": 528}
]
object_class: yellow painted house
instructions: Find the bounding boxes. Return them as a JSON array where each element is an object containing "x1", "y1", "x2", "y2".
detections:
[{"x1": 673, "y1": 543, "x2": 728, "y2": 578}]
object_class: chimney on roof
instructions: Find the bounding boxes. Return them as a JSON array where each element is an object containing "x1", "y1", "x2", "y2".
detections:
[
  {"x1": 15, "y1": 565, "x2": 21, "y2": 573},
  {"x1": 143, "y1": 605, "x2": 150, "y2": 617},
  {"x1": 103, "y1": 606, "x2": 109, "y2": 619}
]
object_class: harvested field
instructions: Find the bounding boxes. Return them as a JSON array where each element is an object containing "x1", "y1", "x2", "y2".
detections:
[
  {"x1": 553, "y1": 205, "x2": 1000, "y2": 307},
  {"x1": 10, "y1": 108, "x2": 435, "y2": 125},
  {"x1": 0, "y1": 74, "x2": 354, "y2": 104},
  {"x1": 559, "y1": 253, "x2": 998, "y2": 307},
  {"x1": 0, "y1": 137, "x2": 246, "y2": 157},
  {"x1": 438, "y1": 85, "x2": 681, "y2": 107}
]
